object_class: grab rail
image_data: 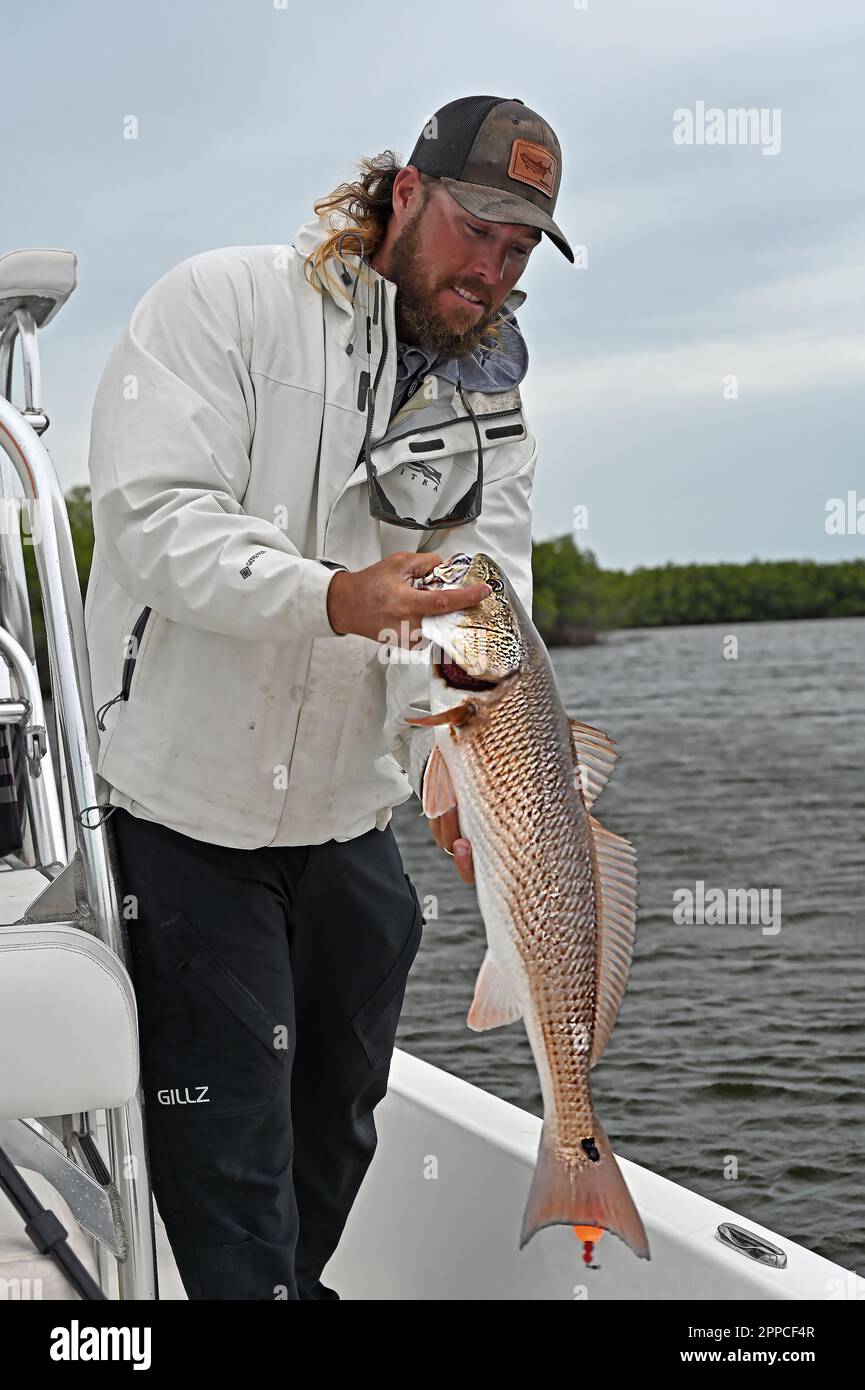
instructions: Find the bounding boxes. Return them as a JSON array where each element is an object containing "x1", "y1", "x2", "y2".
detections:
[{"x1": 0, "y1": 301, "x2": 156, "y2": 1299}]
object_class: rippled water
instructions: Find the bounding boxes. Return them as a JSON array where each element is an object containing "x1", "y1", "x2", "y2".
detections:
[{"x1": 392, "y1": 617, "x2": 865, "y2": 1274}]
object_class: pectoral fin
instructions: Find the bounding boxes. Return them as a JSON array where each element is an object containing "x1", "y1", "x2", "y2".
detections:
[
  {"x1": 467, "y1": 951, "x2": 523, "y2": 1031},
  {"x1": 404, "y1": 702, "x2": 477, "y2": 728}
]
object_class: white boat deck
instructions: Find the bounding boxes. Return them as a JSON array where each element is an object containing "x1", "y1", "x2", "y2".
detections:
[
  {"x1": 325, "y1": 1050, "x2": 860, "y2": 1300},
  {"x1": 0, "y1": 866, "x2": 52, "y2": 924}
]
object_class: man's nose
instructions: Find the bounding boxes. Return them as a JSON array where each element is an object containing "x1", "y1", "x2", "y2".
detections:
[{"x1": 468, "y1": 244, "x2": 511, "y2": 287}]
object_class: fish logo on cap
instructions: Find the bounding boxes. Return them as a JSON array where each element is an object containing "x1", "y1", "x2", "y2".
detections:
[{"x1": 508, "y1": 138, "x2": 558, "y2": 197}]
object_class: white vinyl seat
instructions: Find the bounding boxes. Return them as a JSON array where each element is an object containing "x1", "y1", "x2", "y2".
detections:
[
  {"x1": 0, "y1": 924, "x2": 138, "y2": 1121},
  {"x1": 0, "y1": 249, "x2": 77, "y2": 332}
]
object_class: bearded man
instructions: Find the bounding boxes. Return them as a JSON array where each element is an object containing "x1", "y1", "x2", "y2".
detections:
[{"x1": 84, "y1": 94, "x2": 573, "y2": 1300}]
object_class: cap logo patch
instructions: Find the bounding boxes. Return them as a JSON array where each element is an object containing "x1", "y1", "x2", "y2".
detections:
[{"x1": 508, "y1": 138, "x2": 557, "y2": 197}]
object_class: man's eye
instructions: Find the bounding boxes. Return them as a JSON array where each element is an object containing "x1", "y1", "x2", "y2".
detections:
[{"x1": 467, "y1": 222, "x2": 531, "y2": 257}]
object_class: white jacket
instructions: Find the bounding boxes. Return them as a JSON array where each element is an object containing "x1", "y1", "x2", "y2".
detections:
[{"x1": 84, "y1": 215, "x2": 538, "y2": 848}]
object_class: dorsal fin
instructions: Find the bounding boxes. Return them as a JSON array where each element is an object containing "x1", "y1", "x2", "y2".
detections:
[
  {"x1": 586, "y1": 812, "x2": 638, "y2": 1067},
  {"x1": 570, "y1": 719, "x2": 620, "y2": 808}
]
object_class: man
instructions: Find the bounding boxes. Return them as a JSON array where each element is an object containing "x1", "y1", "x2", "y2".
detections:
[{"x1": 84, "y1": 94, "x2": 573, "y2": 1300}]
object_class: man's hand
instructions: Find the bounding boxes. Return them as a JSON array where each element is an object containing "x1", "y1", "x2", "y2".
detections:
[
  {"x1": 326, "y1": 551, "x2": 491, "y2": 645},
  {"x1": 327, "y1": 551, "x2": 482, "y2": 883},
  {"x1": 429, "y1": 804, "x2": 475, "y2": 885}
]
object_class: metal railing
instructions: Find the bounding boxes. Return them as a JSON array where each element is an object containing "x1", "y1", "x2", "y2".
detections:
[{"x1": 0, "y1": 286, "x2": 156, "y2": 1298}]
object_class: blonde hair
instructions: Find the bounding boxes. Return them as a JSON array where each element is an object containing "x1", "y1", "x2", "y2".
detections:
[
  {"x1": 301, "y1": 149, "x2": 408, "y2": 300},
  {"x1": 302, "y1": 150, "x2": 506, "y2": 351}
]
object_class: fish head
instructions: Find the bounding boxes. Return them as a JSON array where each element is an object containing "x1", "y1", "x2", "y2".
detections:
[{"x1": 414, "y1": 552, "x2": 526, "y2": 699}]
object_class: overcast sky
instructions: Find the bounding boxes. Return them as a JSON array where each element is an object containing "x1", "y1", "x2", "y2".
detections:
[{"x1": 4, "y1": 0, "x2": 863, "y2": 570}]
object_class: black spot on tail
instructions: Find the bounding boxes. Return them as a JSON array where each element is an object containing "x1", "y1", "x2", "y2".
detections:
[{"x1": 581, "y1": 1137, "x2": 601, "y2": 1162}]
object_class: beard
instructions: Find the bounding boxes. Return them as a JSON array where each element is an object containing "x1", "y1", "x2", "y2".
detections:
[{"x1": 385, "y1": 203, "x2": 501, "y2": 359}]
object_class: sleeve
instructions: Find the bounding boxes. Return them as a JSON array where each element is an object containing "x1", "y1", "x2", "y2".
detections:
[
  {"x1": 87, "y1": 251, "x2": 343, "y2": 643},
  {"x1": 383, "y1": 433, "x2": 538, "y2": 800}
]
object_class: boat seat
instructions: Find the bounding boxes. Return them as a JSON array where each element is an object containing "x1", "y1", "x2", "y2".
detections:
[
  {"x1": 0, "y1": 924, "x2": 138, "y2": 1121},
  {"x1": 0, "y1": 250, "x2": 77, "y2": 334}
]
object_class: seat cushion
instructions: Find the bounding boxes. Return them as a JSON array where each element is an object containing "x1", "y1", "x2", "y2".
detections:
[
  {"x1": 0, "y1": 924, "x2": 138, "y2": 1119},
  {"x1": 0, "y1": 249, "x2": 77, "y2": 331}
]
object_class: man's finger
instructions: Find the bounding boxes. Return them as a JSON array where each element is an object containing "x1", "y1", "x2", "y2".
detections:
[
  {"x1": 452, "y1": 838, "x2": 475, "y2": 885},
  {"x1": 436, "y1": 807, "x2": 460, "y2": 847},
  {"x1": 404, "y1": 582, "x2": 491, "y2": 616}
]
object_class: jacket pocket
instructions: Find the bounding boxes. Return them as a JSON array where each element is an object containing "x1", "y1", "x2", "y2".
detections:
[
  {"x1": 120, "y1": 605, "x2": 153, "y2": 700},
  {"x1": 366, "y1": 406, "x2": 528, "y2": 526},
  {"x1": 351, "y1": 874, "x2": 424, "y2": 1069},
  {"x1": 95, "y1": 604, "x2": 157, "y2": 732},
  {"x1": 137, "y1": 910, "x2": 287, "y2": 1120},
  {"x1": 370, "y1": 405, "x2": 527, "y2": 464}
]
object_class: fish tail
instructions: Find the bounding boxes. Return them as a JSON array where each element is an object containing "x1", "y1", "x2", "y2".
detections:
[{"x1": 519, "y1": 1115, "x2": 650, "y2": 1260}]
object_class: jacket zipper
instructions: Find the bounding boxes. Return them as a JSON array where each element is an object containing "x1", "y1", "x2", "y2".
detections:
[
  {"x1": 367, "y1": 280, "x2": 389, "y2": 435},
  {"x1": 95, "y1": 605, "x2": 152, "y2": 731},
  {"x1": 354, "y1": 280, "x2": 390, "y2": 472}
]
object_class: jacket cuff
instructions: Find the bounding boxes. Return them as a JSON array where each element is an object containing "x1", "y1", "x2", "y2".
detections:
[
  {"x1": 408, "y1": 736, "x2": 435, "y2": 802},
  {"x1": 302, "y1": 559, "x2": 348, "y2": 638}
]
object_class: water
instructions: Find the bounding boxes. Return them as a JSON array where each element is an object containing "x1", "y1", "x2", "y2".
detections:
[{"x1": 392, "y1": 616, "x2": 865, "y2": 1274}]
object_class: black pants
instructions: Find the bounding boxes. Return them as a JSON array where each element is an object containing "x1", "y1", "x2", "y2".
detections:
[{"x1": 109, "y1": 806, "x2": 424, "y2": 1301}]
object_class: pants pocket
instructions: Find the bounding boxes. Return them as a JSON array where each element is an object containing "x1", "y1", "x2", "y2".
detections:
[
  {"x1": 350, "y1": 874, "x2": 424, "y2": 1069},
  {"x1": 136, "y1": 910, "x2": 287, "y2": 1120}
]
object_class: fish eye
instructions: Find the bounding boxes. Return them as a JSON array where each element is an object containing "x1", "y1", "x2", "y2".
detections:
[{"x1": 488, "y1": 576, "x2": 504, "y2": 592}]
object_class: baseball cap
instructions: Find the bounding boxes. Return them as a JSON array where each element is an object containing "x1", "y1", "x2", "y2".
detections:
[{"x1": 407, "y1": 95, "x2": 574, "y2": 264}]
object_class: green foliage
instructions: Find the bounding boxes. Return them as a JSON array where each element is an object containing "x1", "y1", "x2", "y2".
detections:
[
  {"x1": 530, "y1": 534, "x2": 611, "y2": 644},
  {"x1": 20, "y1": 485, "x2": 93, "y2": 689},
  {"x1": 530, "y1": 536, "x2": 865, "y2": 643}
]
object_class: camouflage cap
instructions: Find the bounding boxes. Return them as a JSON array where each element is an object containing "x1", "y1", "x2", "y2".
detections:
[{"x1": 408, "y1": 95, "x2": 574, "y2": 264}]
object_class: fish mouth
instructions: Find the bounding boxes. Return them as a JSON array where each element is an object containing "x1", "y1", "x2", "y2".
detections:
[
  {"x1": 414, "y1": 554, "x2": 499, "y2": 688},
  {"x1": 414, "y1": 554, "x2": 475, "y2": 591},
  {"x1": 434, "y1": 654, "x2": 498, "y2": 692}
]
